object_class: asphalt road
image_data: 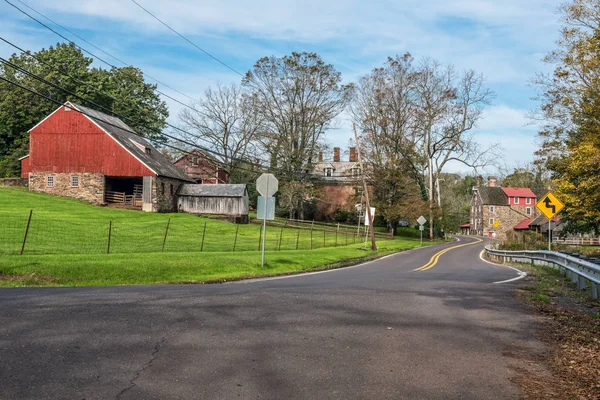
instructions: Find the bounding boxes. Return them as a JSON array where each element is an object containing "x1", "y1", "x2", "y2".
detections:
[{"x1": 0, "y1": 236, "x2": 543, "y2": 399}]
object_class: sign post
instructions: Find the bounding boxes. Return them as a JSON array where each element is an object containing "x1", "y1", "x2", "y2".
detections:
[
  {"x1": 535, "y1": 192, "x2": 564, "y2": 251},
  {"x1": 417, "y1": 215, "x2": 427, "y2": 246},
  {"x1": 256, "y1": 173, "x2": 278, "y2": 267},
  {"x1": 363, "y1": 207, "x2": 375, "y2": 249}
]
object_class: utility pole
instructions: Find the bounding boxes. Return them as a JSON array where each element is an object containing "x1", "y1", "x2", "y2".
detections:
[{"x1": 353, "y1": 123, "x2": 377, "y2": 251}]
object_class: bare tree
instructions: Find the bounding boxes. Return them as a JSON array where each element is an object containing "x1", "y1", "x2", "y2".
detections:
[
  {"x1": 414, "y1": 60, "x2": 495, "y2": 239},
  {"x1": 242, "y1": 52, "x2": 351, "y2": 177},
  {"x1": 351, "y1": 55, "x2": 495, "y2": 238},
  {"x1": 350, "y1": 54, "x2": 424, "y2": 233},
  {"x1": 179, "y1": 83, "x2": 262, "y2": 176}
]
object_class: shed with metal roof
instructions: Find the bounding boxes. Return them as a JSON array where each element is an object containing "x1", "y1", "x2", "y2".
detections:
[{"x1": 177, "y1": 184, "x2": 249, "y2": 221}]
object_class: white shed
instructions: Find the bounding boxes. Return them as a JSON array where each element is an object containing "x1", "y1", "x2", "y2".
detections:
[{"x1": 177, "y1": 184, "x2": 249, "y2": 222}]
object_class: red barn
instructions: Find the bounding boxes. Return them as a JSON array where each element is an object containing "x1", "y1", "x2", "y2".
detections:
[{"x1": 20, "y1": 102, "x2": 193, "y2": 212}]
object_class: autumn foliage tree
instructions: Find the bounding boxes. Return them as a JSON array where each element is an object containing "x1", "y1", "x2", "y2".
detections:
[{"x1": 533, "y1": 0, "x2": 600, "y2": 233}]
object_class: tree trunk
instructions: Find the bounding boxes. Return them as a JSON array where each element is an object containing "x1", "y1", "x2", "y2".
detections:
[{"x1": 428, "y1": 157, "x2": 434, "y2": 240}]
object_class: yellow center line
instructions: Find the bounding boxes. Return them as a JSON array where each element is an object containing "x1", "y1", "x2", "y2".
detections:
[{"x1": 413, "y1": 238, "x2": 483, "y2": 272}]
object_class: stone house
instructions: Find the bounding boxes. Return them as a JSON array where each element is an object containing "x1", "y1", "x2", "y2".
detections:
[
  {"x1": 173, "y1": 149, "x2": 229, "y2": 184},
  {"x1": 469, "y1": 176, "x2": 547, "y2": 239},
  {"x1": 20, "y1": 102, "x2": 194, "y2": 212},
  {"x1": 312, "y1": 146, "x2": 363, "y2": 219}
]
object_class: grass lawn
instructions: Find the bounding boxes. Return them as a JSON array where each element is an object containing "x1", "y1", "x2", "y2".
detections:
[
  {"x1": 0, "y1": 188, "x2": 382, "y2": 255},
  {"x1": 0, "y1": 188, "x2": 432, "y2": 286},
  {"x1": 0, "y1": 238, "x2": 424, "y2": 287}
]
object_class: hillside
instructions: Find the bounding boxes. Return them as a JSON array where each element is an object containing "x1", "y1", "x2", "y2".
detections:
[{"x1": 0, "y1": 188, "x2": 426, "y2": 286}]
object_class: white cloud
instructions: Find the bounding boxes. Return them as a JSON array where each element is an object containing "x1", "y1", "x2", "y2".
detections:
[{"x1": 1, "y1": 0, "x2": 561, "y2": 172}]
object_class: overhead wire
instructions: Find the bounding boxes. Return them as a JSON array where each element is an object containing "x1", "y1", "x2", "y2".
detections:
[
  {"x1": 0, "y1": 36, "x2": 216, "y2": 148},
  {"x1": 1, "y1": 4, "x2": 361, "y2": 181},
  {"x1": 128, "y1": 0, "x2": 244, "y2": 77},
  {"x1": 4, "y1": 0, "x2": 198, "y2": 111},
  {"x1": 0, "y1": 73, "x2": 359, "y2": 182}
]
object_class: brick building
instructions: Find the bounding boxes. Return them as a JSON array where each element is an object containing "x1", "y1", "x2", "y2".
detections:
[
  {"x1": 20, "y1": 102, "x2": 193, "y2": 212},
  {"x1": 173, "y1": 150, "x2": 229, "y2": 184},
  {"x1": 312, "y1": 146, "x2": 362, "y2": 219},
  {"x1": 469, "y1": 176, "x2": 547, "y2": 239}
]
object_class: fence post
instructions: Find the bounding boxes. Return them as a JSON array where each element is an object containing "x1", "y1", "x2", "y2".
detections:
[
  {"x1": 278, "y1": 227, "x2": 283, "y2": 251},
  {"x1": 296, "y1": 229, "x2": 300, "y2": 250},
  {"x1": 200, "y1": 222, "x2": 207, "y2": 252},
  {"x1": 162, "y1": 218, "x2": 171, "y2": 252},
  {"x1": 20, "y1": 209, "x2": 33, "y2": 256},
  {"x1": 233, "y1": 223, "x2": 240, "y2": 252},
  {"x1": 258, "y1": 225, "x2": 262, "y2": 251},
  {"x1": 107, "y1": 220, "x2": 112, "y2": 254}
]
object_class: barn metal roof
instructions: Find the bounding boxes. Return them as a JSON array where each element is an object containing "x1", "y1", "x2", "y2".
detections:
[
  {"x1": 68, "y1": 102, "x2": 193, "y2": 182},
  {"x1": 177, "y1": 184, "x2": 248, "y2": 197}
]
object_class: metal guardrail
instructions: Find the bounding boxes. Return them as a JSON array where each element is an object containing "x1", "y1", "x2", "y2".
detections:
[{"x1": 485, "y1": 246, "x2": 600, "y2": 300}]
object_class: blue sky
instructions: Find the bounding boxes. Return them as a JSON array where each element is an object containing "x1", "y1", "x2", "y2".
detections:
[{"x1": 1, "y1": 0, "x2": 562, "y2": 174}]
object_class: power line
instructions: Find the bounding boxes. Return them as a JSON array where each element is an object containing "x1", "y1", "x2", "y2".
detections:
[
  {"x1": 129, "y1": 0, "x2": 244, "y2": 77},
  {"x1": 0, "y1": 73, "x2": 358, "y2": 182},
  {"x1": 4, "y1": 0, "x2": 198, "y2": 110},
  {"x1": 0, "y1": 61, "x2": 259, "y2": 171},
  {"x1": 0, "y1": 35, "x2": 215, "y2": 148}
]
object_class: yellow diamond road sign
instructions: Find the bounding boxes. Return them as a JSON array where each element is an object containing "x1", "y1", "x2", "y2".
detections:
[
  {"x1": 536, "y1": 192, "x2": 564, "y2": 220},
  {"x1": 493, "y1": 220, "x2": 500, "y2": 228}
]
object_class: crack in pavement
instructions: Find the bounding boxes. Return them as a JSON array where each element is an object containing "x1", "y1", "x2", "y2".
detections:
[{"x1": 116, "y1": 337, "x2": 167, "y2": 399}]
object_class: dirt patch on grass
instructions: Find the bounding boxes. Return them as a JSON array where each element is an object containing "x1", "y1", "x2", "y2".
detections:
[
  {"x1": 507, "y1": 266, "x2": 600, "y2": 399},
  {"x1": 0, "y1": 272, "x2": 59, "y2": 285}
]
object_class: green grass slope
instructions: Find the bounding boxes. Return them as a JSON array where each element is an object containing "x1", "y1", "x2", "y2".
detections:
[{"x1": 0, "y1": 188, "x2": 429, "y2": 286}]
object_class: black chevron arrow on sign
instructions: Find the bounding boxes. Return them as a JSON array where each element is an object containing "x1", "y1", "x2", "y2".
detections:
[{"x1": 543, "y1": 197, "x2": 555, "y2": 213}]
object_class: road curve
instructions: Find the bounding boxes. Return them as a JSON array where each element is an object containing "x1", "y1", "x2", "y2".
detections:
[{"x1": 0, "y1": 236, "x2": 542, "y2": 399}]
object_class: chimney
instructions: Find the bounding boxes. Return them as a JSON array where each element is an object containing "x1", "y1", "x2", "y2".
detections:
[
  {"x1": 318, "y1": 151, "x2": 323, "y2": 163},
  {"x1": 488, "y1": 176, "x2": 497, "y2": 188},
  {"x1": 333, "y1": 147, "x2": 340, "y2": 162},
  {"x1": 349, "y1": 147, "x2": 357, "y2": 162}
]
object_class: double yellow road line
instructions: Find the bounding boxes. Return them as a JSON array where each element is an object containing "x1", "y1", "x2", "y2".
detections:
[{"x1": 413, "y1": 238, "x2": 483, "y2": 272}]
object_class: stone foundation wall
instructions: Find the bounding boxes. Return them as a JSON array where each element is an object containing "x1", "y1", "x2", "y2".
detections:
[
  {"x1": 29, "y1": 172, "x2": 105, "y2": 204},
  {"x1": 150, "y1": 176, "x2": 185, "y2": 212},
  {"x1": 0, "y1": 178, "x2": 28, "y2": 187}
]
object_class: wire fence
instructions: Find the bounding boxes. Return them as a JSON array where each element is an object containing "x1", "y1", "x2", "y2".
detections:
[{"x1": 0, "y1": 210, "x2": 393, "y2": 256}]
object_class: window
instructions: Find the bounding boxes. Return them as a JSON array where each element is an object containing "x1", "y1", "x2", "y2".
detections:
[
  {"x1": 526, "y1": 207, "x2": 532, "y2": 215},
  {"x1": 47, "y1": 176, "x2": 54, "y2": 187},
  {"x1": 514, "y1": 197, "x2": 519, "y2": 204},
  {"x1": 489, "y1": 205, "x2": 495, "y2": 212},
  {"x1": 71, "y1": 175, "x2": 79, "y2": 187},
  {"x1": 145, "y1": 147, "x2": 151, "y2": 155},
  {"x1": 489, "y1": 218, "x2": 494, "y2": 225},
  {"x1": 324, "y1": 168, "x2": 333, "y2": 177},
  {"x1": 170, "y1": 184, "x2": 174, "y2": 196},
  {"x1": 190, "y1": 156, "x2": 199, "y2": 166},
  {"x1": 351, "y1": 167, "x2": 361, "y2": 177},
  {"x1": 161, "y1": 182, "x2": 165, "y2": 195},
  {"x1": 526, "y1": 197, "x2": 531, "y2": 204}
]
